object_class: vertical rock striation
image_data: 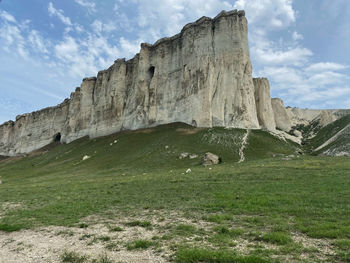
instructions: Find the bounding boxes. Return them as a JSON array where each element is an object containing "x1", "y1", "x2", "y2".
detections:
[
  {"x1": 253, "y1": 78, "x2": 275, "y2": 131},
  {"x1": 271, "y1": 98, "x2": 292, "y2": 132}
]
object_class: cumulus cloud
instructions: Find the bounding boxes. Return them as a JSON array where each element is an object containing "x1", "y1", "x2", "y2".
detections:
[{"x1": 234, "y1": 0, "x2": 295, "y2": 30}]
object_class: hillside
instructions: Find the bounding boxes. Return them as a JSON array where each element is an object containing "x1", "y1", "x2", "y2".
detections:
[
  {"x1": 303, "y1": 115, "x2": 350, "y2": 156},
  {"x1": 1, "y1": 123, "x2": 350, "y2": 262}
]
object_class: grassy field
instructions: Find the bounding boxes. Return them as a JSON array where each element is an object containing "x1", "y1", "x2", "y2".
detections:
[{"x1": 0, "y1": 124, "x2": 349, "y2": 262}]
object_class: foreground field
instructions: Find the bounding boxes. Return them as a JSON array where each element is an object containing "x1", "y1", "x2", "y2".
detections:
[{"x1": 0, "y1": 124, "x2": 349, "y2": 262}]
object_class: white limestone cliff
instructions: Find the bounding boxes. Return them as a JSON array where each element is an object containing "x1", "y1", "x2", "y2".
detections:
[
  {"x1": 0, "y1": 10, "x2": 263, "y2": 156},
  {"x1": 271, "y1": 98, "x2": 292, "y2": 132},
  {"x1": 253, "y1": 78, "x2": 276, "y2": 131}
]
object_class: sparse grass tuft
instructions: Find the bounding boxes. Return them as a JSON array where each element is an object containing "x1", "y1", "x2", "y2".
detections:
[
  {"x1": 126, "y1": 239, "x2": 156, "y2": 250},
  {"x1": 125, "y1": 220, "x2": 152, "y2": 229},
  {"x1": 109, "y1": 226, "x2": 123, "y2": 232},
  {"x1": 91, "y1": 254, "x2": 114, "y2": 263},
  {"x1": 260, "y1": 231, "x2": 293, "y2": 245},
  {"x1": 61, "y1": 251, "x2": 87, "y2": 263}
]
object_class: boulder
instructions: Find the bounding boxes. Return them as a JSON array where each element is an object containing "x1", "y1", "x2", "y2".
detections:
[{"x1": 201, "y1": 152, "x2": 220, "y2": 166}]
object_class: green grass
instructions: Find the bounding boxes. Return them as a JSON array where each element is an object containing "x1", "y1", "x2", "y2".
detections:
[
  {"x1": 0, "y1": 123, "x2": 349, "y2": 261},
  {"x1": 260, "y1": 231, "x2": 293, "y2": 245},
  {"x1": 305, "y1": 115, "x2": 350, "y2": 154},
  {"x1": 175, "y1": 247, "x2": 269, "y2": 263}
]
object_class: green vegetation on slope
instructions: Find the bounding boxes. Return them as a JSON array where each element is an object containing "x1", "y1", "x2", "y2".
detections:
[
  {"x1": 304, "y1": 115, "x2": 350, "y2": 155},
  {"x1": 0, "y1": 123, "x2": 349, "y2": 261}
]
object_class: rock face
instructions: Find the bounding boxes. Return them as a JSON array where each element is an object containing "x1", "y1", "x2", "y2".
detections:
[
  {"x1": 0, "y1": 10, "x2": 264, "y2": 156},
  {"x1": 253, "y1": 78, "x2": 276, "y2": 131},
  {"x1": 271, "y1": 98, "x2": 292, "y2": 132},
  {"x1": 1, "y1": 9, "x2": 347, "y2": 156}
]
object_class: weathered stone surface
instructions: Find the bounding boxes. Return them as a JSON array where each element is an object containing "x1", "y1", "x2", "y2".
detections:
[
  {"x1": 271, "y1": 98, "x2": 292, "y2": 132},
  {"x1": 253, "y1": 78, "x2": 276, "y2": 131},
  {"x1": 202, "y1": 152, "x2": 220, "y2": 166},
  {"x1": 0, "y1": 10, "x2": 263, "y2": 156}
]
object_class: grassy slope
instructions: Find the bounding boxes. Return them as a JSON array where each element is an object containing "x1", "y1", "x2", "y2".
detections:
[
  {"x1": 0, "y1": 123, "x2": 349, "y2": 261},
  {"x1": 304, "y1": 115, "x2": 350, "y2": 155}
]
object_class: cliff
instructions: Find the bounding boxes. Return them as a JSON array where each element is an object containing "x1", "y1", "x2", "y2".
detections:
[
  {"x1": 1, "y1": 9, "x2": 346, "y2": 156},
  {"x1": 1, "y1": 10, "x2": 263, "y2": 156}
]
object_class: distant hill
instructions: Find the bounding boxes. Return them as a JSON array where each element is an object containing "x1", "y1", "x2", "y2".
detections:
[{"x1": 304, "y1": 115, "x2": 350, "y2": 156}]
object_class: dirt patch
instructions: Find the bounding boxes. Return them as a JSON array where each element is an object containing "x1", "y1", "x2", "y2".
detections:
[
  {"x1": 0, "y1": 210, "x2": 337, "y2": 263},
  {"x1": 176, "y1": 128, "x2": 203, "y2": 135}
]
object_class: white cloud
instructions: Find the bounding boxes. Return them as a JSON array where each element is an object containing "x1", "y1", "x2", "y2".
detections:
[
  {"x1": 0, "y1": 22, "x2": 28, "y2": 59},
  {"x1": 48, "y1": 2, "x2": 72, "y2": 26},
  {"x1": 292, "y1": 31, "x2": 303, "y2": 41},
  {"x1": 133, "y1": 0, "x2": 233, "y2": 42},
  {"x1": 119, "y1": 37, "x2": 141, "y2": 57},
  {"x1": 74, "y1": 0, "x2": 96, "y2": 13},
  {"x1": 28, "y1": 30, "x2": 49, "y2": 54},
  {"x1": 234, "y1": 0, "x2": 295, "y2": 30},
  {"x1": 0, "y1": 10, "x2": 17, "y2": 23},
  {"x1": 254, "y1": 47, "x2": 312, "y2": 66},
  {"x1": 306, "y1": 62, "x2": 348, "y2": 72}
]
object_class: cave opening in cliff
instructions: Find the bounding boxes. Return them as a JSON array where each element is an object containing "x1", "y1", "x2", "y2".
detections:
[
  {"x1": 54, "y1": 133, "x2": 61, "y2": 143},
  {"x1": 149, "y1": 66, "x2": 155, "y2": 79}
]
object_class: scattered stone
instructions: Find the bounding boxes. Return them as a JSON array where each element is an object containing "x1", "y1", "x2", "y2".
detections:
[
  {"x1": 186, "y1": 168, "x2": 191, "y2": 174},
  {"x1": 114, "y1": 140, "x2": 118, "y2": 144},
  {"x1": 201, "y1": 152, "x2": 220, "y2": 166},
  {"x1": 165, "y1": 145, "x2": 169, "y2": 150},
  {"x1": 189, "y1": 154, "x2": 198, "y2": 159},
  {"x1": 293, "y1": 130, "x2": 302, "y2": 137},
  {"x1": 179, "y1": 153, "x2": 189, "y2": 159},
  {"x1": 82, "y1": 155, "x2": 90, "y2": 161},
  {"x1": 110, "y1": 143, "x2": 113, "y2": 146}
]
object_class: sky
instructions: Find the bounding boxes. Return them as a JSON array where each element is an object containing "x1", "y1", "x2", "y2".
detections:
[{"x1": 0, "y1": 0, "x2": 349, "y2": 123}]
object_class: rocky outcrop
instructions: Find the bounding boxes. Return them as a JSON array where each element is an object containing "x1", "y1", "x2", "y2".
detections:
[
  {"x1": 271, "y1": 98, "x2": 292, "y2": 132},
  {"x1": 0, "y1": 10, "x2": 264, "y2": 156},
  {"x1": 253, "y1": 78, "x2": 275, "y2": 131}
]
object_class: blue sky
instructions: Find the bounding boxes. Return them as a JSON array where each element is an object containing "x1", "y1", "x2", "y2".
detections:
[{"x1": 0, "y1": 0, "x2": 349, "y2": 123}]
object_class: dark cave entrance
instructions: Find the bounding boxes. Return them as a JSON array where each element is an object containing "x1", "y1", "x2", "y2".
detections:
[
  {"x1": 54, "y1": 133, "x2": 61, "y2": 143},
  {"x1": 149, "y1": 66, "x2": 155, "y2": 79}
]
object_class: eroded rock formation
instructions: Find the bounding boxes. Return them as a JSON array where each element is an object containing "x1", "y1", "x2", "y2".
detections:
[
  {"x1": 271, "y1": 98, "x2": 292, "y2": 132},
  {"x1": 1, "y1": 10, "x2": 264, "y2": 156},
  {"x1": 253, "y1": 78, "x2": 275, "y2": 131},
  {"x1": 0, "y1": 9, "x2": 347, "y2": 156}
]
